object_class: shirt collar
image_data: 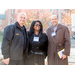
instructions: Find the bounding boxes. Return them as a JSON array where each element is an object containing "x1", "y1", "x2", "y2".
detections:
[
  {"x1": 53, "y1": 24, "x2": 59, "y2": 28},
  {"x1": 15, "y1": 22, "x2": 25, "y2": 30}
]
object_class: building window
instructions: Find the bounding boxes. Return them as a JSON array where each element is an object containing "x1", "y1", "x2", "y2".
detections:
[
  {"x1": 0, "y1": 11, "x2": 6, "y2": 19},
  {"x1": 0, "y1": 20, "x2": 2, "y2": 25}
]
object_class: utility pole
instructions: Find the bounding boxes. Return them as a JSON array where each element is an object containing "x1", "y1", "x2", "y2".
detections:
[
  {"x1": 8, "y1": 9, "x2": 11, "y2": 25},
  {"x1": 59, "y1": 9, "x2": 61, "y2": 23},
  {"x1": 12, "y1": 9, "x2": 15, "y2": 23}
]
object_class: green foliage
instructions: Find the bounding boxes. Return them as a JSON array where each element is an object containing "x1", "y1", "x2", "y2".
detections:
[
  {"x1": 0, "y1": 31, "x2": 3, "y2": 36},
  {"x1": 0, "y1": 36, "x2": 3, "y2": 42},
  {"x1": 0, "y1": 31, "x2": 3, "y2": 42}
]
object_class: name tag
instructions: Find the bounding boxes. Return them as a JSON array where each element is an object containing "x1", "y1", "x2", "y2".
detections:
[
  {"x1": 51, "y1": 32, "x2": 56, "y2": 37},
  {"x1": 33, "y1": 37, "x2": 39, "y2": 42}
]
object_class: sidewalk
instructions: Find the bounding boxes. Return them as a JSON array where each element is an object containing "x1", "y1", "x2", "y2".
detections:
[
  {"x1": 68, "y1": 48, "x2": 75, "y2": 65},
  {"x1": 0, "y1": 42, "x2": 4, "y2": 65},
  {"x1": 0, "y1": 42, "x2": 3, "y2": 59},
  {"x1": 69, "y1": 38, "x2": 75, "y2": 65}
]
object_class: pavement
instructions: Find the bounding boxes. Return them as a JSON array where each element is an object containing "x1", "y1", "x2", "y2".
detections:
[
  {"x1": 0, "y1": 38, "x2": 75, "y2": 65},
  {"x1": 0, "y1": 42, "x2": 4, "y2": 65},
  {"x1": 0, "y1": 43, "x2": 3, "y2": 59},
  {"x1": 68, "y1": 49, "x2": 75, "y2": 65},
  {"x1": 68, "y1": 37, "x2": 75, "y2": 65}
]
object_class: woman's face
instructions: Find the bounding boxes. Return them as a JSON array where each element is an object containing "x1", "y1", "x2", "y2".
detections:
[{"x1": 34, "y1": 22, "x2": 41, "y2": 31}]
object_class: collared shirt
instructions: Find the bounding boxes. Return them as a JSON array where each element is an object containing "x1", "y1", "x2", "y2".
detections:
[{"x1": 53, "y1": 24, "x2": 59, "y2": 32}]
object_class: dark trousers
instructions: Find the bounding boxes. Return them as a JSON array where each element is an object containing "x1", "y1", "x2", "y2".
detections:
[
  {"x1": 24, "y1": 54, "x2": 44, "y2": 65},
  {"x1": 8, "y1": 50, "x2": 26, "y2": 65},
  {"x1": 9, "y1": 59, "x2": 24, "y2": 65}
]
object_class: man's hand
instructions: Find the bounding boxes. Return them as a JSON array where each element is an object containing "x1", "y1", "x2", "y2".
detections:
[
  {"x1": 3, "y1": 58, "x2": 10, "y2": 65},
  {"x1": 61, "y1": 54, "x2": 67, "y2": 60}
]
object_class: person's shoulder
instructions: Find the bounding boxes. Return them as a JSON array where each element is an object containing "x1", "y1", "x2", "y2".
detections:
[
  {"x1": 5, "y1": 24, "x2": 14, "y2": 29},
  {"x1": 47, "y1": 26, "x2": 52, "y2": 30},
  {"x1": 42, "y1": 33, "x2": 46, "y2": 35},
  {"x1": 59, "y1": 24, "x2": 69, "y2": 31},
  {"x1": 4, "y1": 24, "x2": 15, "y2": 32},
  {"x1": 47, "y1": 25, "x2": 52, "y2": 31},
  {"x1": 42, "y1": 33, "x2": 47, "y2": 37},
  {"x1": 41, "y1": 33, "x2": 48, "y2": 40},
  {"x1": 59, "y1": 24, "x2": 68, "y2": 28}
]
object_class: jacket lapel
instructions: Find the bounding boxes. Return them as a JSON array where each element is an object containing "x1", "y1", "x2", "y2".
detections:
[
  {"x1": 50, "y1": 25, "x2": 55, "y2": 42},
  {"x1": 50, "y1": 24, "x2": 63, "y2": 42},
  {"x1": 50, "y1": 25, "x2": 54, "y2": 32},
  {"x1": 39, "y1": 33, "x2": 43, "y2": 39},
  {"x1": 56, "y1": 24, "x2": 62, "y2": 32}
]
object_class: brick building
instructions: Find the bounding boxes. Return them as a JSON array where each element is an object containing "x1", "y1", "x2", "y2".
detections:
[{"x1": 0, "y1": 9, "x2": 9, "y2": 31}]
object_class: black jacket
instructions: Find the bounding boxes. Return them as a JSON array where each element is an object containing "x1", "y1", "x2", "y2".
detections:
[
  {"x1": 28, "y1": 32, "x2": 48, "y2": 58},
  {"x1": 28, "y1": 33, "x2": 48, "y2": 58},
  {"x1": 1, "y1": 22, "x2": 28, "y2": 60}
]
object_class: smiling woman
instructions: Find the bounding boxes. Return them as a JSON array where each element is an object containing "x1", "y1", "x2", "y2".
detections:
[{"x1": 24, "y1": 20, "x2": 48, "y2": 65}]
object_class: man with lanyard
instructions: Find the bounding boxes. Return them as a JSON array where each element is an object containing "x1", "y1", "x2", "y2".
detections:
[
  {"x1": 51, "y1": 24, "x2": 58, "y2": 37},
  {"x1": 46, "y1": 15, "x2": 70, "y2": 65}
]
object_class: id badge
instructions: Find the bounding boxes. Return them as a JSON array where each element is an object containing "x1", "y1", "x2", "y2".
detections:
[
  {"x1": 51, "y1": 32, "x2": 56, "y2": 37},
  {"x1": 33, "y1": 37, "x2": 39, "y2": 42}
]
